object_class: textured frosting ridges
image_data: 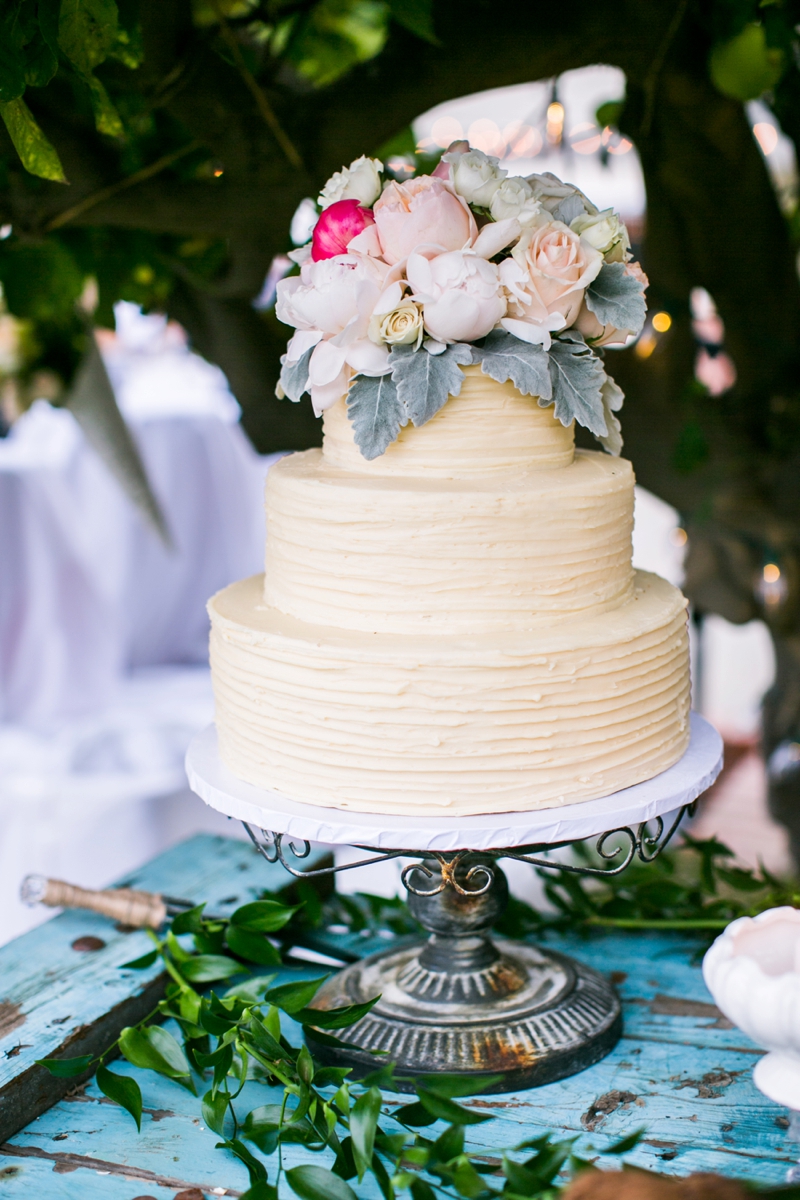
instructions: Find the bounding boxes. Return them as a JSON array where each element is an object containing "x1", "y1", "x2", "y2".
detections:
[
  {"x1": 321, "y1": 366, "x2": 575, "y2": 476},
  {"x1": 210, "y1": 571, "x2": 691, "y2": 815},
  {"x1": 265, "y1": 448, "x2": 635, "y2": 634}
]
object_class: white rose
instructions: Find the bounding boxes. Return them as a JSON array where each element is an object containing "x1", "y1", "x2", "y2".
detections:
[
  {"x1": 527, "y1": 171, "x2": 597, "y2": 218},
  {"x1": 276, "y1": 252, "x2": 388, "y2": 335},
  {"x1": 489, "y1": 176, "x2": 541, "y2": 226},
  {"x1": 407, "y1": 249, "x2": 506, "y2": 344},
  {"x1": 318, "y1": 156, "x2": 383, "y2": 210},
  {"x1": 369, "y1": 302, "x2": 424, "y2": 348},
  {"x1": 445, "y1": 148, "x2": 507, "y2": 207},
  {"x1": 570, "y1": 209, "x2": 630, "y2": 258}
]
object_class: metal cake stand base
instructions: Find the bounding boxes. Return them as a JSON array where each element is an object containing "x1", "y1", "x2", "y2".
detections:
[{"x1": 186, "y1": 714, "x2": 722, "y2": 1093}]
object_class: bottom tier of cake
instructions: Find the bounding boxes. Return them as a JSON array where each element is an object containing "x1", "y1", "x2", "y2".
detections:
[{"x1": 208, "y1": 570, "x2": 691, "y2": 815}]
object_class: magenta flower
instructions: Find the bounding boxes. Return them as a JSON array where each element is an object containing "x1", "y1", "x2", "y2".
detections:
[{"x1": 311, "y1": 199, "x2": 375, "y2": 261}]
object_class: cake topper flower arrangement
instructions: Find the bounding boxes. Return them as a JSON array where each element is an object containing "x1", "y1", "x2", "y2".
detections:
[{"x1": 276, "y1": 144, "x2": 648, "y2": 460}]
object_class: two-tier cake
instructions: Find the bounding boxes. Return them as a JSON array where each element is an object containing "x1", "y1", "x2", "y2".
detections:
[{"x1": 208, "y1": 148, "x2": 691, "y2": 816}]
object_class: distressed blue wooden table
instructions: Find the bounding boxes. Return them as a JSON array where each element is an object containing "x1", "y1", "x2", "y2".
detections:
[{"x1": 0, "y1": 833, "x2": 795, "y2": 1198}]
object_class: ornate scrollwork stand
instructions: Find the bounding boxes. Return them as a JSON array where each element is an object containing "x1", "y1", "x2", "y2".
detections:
[{"x1": 186, "y1": 713, "x2": 723, "y2": 1094}]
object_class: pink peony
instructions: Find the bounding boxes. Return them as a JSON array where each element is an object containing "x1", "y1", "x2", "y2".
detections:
[
  {"x1": 373, "y1": 176, "x2": 477, "y2": 265},
  {"x1": 407, "y1": 250, "x2": 506, "y2": 344},
  {"x1": 311, "y1": 199, "x2": 376, "y2": 262}
]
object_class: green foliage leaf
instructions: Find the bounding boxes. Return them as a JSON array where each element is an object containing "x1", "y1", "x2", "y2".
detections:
[
  {"x1": 710, "y1": 22, "x2": 784, "y2": 101},
  {"x1": 409, "y1": 1181, "x2": 437, "y2": 1200},
  {"x1": 241, "y1": 1183, "x2": 278, "y2": 1200},
  {"x1": 0, "y1": 33, "x2": 26, "y2": 104},
  {"x1": 280, "y1": 0, "x2": 389, "y2": 90},
  {"x1": 286, "y1": 1164, "x2": 358, "y2": 1200},
  {"x1": 36, "y1": 1054, "x2": 93, "y2": 1077},
  {"x1": 219, "y1": 1136, "x2": 268, "y2": 1184},
  {"x1": 23, "y1": 31, "x2": 58, "y2": 87},
  {"x1": 85, "y1": 73, "x2": 124, "y2": 137},
  {"x1": 605, "y1": 1127, "x2": 646, "y2": 1154},
  {"x1": 202, "y1": 1087, "x2": 230, "y2": 1135},
  {"x1": 297, "y1": 994, "x2": 380, "y2": 1028},
  {"x1": 0, "y1": 239, "x2": 83, "y2": 322},
  {"x1": 181, "y1": 954, "x2": 242, "y2": 982},
  {"x1": 58, "y1": 0, "x2": 120, "y2": 74},
  {"x1": 546, "y1": 333, "x2": 607, "y2": 438},
  {"x1": 170, "y1": 904, "x2": 206, "y2": 935},
  {"x1": 120, "y1": 949, "x2": 159, "y2": 969},
  {"x1": 96, "y1": 1064, "x2": 142, "y2": 1130},
  {"x1": 225, "y1": 925, "x2": 282, "y2": 966},
  {"x1": 420, "y1": 1073, "x2": 504, "y2": 1099},
  {"x1": 119, "y1": 1025, "x2": 194, "y2": 1088},
  {"x1": 264, "y1": 976, "x2": 328, "y2": 1014},
  {"x1": 242, "y1": 1104, "x2": 286, "y2": 1154},
  {"x1": 394, "y1": 1100, "x2": 437, "y2": 1126},
  {"x1": 0, "y1": 97, "x2": 66, "y2": 181},
  {"x1": 390, "y1": 341, "x2": 472, "y2": 428},
  {"x1": 280, "y1": 346, "x2": 314, "y2": 403},
  {"x1": 472, "y1": 330, "x2": 551, "y2": 400},
  {"x1": 596, "y1": 99, "x2": 624, "y2": 128},
  {"x1": 385, "y1": 0, "x2": 437, "y2": 42},
  {"x1": 231, "y1": 899, "x2": 299, "y2": 932},
  {"x1": 347, "y1": 370, "x2": 407, "y2": 460},
  {"x1": 585, "y1": 262, "x2": 646, "y2": 337},
  {"x1": 415, "y1": 1086, "x2": 492, "y2": 1126},
  {"x1": 350, "y1": 1085, "x2": 381, "y2": 1180}
]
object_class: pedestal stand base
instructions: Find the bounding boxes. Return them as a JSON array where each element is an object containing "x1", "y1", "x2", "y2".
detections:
[
  {"x1": 308, "y1": 938, "x2": 620, "y2": 1093},
  {"x1": 305, "y1": 857, "x2": 620, "y2": 1092}
]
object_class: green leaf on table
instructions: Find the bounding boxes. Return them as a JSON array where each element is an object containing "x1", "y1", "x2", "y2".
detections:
[
  {"x1": 225, "y1": 925, "x2": 281, "y2": 966},
  {"x1": 119, "y1": 1025, "x2": 194, "y2": 1091},
  {"x1": 415, "y1": 1086, "x2": 492, "y2": 1126},
  {"x1": 347, "y1": 372, "x2": 407, "y2": 460},
  {"x1": 605, "y1": 1127, "x2": 646, "y2": 1154},
  {"x1": 181, "y1": 954, "x2": 242, "y2": 983},
  {"x1": 296, "y1": 1043, "x2": 315, "y2": 1086},
  {"x1": 390, "y1": 341, "x2": 472, "y2": 428},
  {"x1": 286, "y1": 1164, "x2": 358, "y2": 1200},
  {"x1": 264, "y1": 976, "x2": 328, "y2": 1014},
  {"x1": 394, "y1": 1100, "x2": 437, "y2": 1127},
  {"x1": 280, "y1": 346, "x2": 314, "y2": 403},
  {"x1": 350, "y1": 1086, "x2": 381, "y2": 1181},
  {"x1": 242, "y1": 1104, "x2": 286, "y2": 1154},
  {"x1": 120, "y1": 949, "x2": 159, "y2": 969},
  {"x1": 409, "y1": 1180, "x2": 437, "y2": 1200},
  {"x1": 418, "y1": 1073, "x2": 503, "y2": 1099},
  {"x1": 472, "y1": 329, "x2": 552, "y2": 400},
  {"x1": 585, "y1": 262, "x2": 646, "y2": 337},
  {"x1": 202, "y1": 1087, "x2": 230, "y2": 1136},
  {"x1": 547, "y1": 333, "x2": 607, "y2": 438},
  {"x1": 96, "y1": 1064, "x2": 142, "y2": 1131},
  {"x1": 241, "y1": 1183, "x2": 278, "y2": 1200},
  {"x1": 231, "y1": 900, "x2": 299, "y2": 932},
  {"x1": 218, "y1": 1137, "x2": 268, "y2": 1184},
  {"x1": 36, "y1": 1054, "x2": 93, "y2": 1078},
  {"x1": 224, "y1": 975, "x2": 276, "y2": 1003},
  {"x1": 170, "y1": 904, "x2": 206, "y2": 935},
  {"x1": 296, "y1": 994, "x2": 380, "y2": 1028},
  {"x1": 0, "y1": 98, "x2": 67, "y2": 181}
]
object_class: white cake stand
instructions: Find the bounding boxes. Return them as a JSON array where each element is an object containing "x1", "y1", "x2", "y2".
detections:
[{"x1": 185, "y1": 712, "x2": 723, "y2": 1094}]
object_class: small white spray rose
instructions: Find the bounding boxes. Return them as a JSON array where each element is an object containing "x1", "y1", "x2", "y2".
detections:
[
  {"x1": 369, "y1": 302, "x2": 424, "y2": 348},
  {"x1": 570, "y1": 209, "x2": 630, "y2": 258},
  {"x1": 489, "y1": 177, "x2": 541, "y2": 225},
  {"x1": 318, "y1": 156, "x2": 383, "y2": 210},
  {"x1": 446, "y1": 148, "x2": 507, "y2": 207}
]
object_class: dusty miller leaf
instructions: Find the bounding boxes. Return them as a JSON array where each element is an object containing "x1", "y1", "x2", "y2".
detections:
[
  {"x1": 390, "y1": 342, "x2": 472, "y2": 427},
  {"x1": 279, "y1": 346, "x2": 313, "y2": 402},
  {"x1": 347, "y1": 371, "x2": 407, "y2": 459},
  {"x1": 585, "y1": 262, "x2": 646, "y2": 336},
  {"x1": 551, "y1": 194, "x2": 585, "y2": 225},
  {"x1": 598, "y1": 373, "x2": 624, "y2": 456},
  {"x1": 472, "y1": 330, "x2": 552, "y2": 400},
  {"x1": 0, "y1": 98, "x2": 66, "y2": 182},
  {"x1": 546, "y1": 334, "x2": 607, "y2": 437}
]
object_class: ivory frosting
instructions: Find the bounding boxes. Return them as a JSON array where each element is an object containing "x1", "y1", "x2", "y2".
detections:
[{"x1": 209, "y1": 366, "x2": 691, "y2": 815}]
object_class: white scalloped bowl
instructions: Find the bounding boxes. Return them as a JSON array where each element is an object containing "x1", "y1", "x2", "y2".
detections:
[{"x1": 703, "y1": 906, "x2": 800, "y2": 1108}]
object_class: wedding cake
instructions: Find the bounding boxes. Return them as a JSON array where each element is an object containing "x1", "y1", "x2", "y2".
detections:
[{"x1": 208, "y1": 147, "x2": 690, "y2": 815}]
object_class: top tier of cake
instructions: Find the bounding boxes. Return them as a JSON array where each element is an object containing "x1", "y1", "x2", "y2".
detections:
[{"x1": 263, "y1": 367, "x2": 635, "y2": 636}]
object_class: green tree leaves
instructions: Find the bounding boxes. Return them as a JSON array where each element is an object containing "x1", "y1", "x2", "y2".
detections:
[
  {"x1": 710, "y1": 22, "x2": 785, "y2": 101},
  {"x1": 0, "y1": 98, "x2": 66, "y2": 181},
  {"x1": 286, "y1": 1164, "x2": 358, "y2": 1200}
]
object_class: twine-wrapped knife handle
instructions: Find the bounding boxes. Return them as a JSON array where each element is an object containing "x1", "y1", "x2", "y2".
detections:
[{"x1": 21, "y1": 875, "x2": 168, "y2": 928}]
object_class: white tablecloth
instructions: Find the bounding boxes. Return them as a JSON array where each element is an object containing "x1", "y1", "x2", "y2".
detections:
[{"x1": 0, "y1": 306, "x2": 277, "y2": 723}]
